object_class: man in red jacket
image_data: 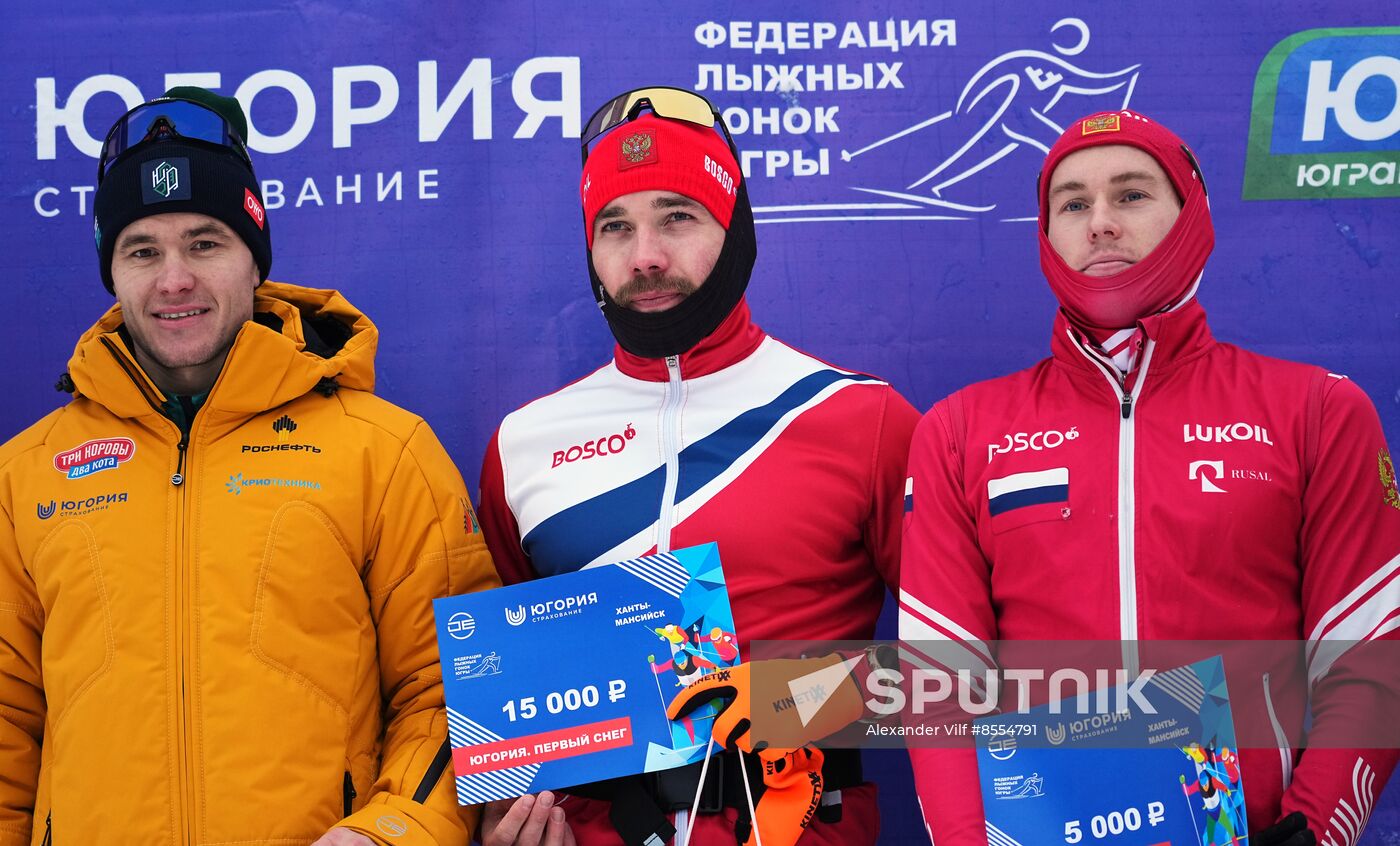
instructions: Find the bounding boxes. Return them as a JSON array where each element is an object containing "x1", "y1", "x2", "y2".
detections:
[
  {"x1": 901, "y1": 109, "x2": 1400, "y2": 845},
  {"x1": 479, "y1": 87, "x2": 919, "y2": 846}
]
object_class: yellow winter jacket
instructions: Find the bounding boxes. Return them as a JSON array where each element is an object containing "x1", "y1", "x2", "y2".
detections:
[{"x1": 0, "y1": 282, "x2": 498, "y2": 845}]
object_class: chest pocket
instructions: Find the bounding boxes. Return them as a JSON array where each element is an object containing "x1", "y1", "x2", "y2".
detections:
[{"x1": 986, "y1": 467, "x2": 1071, "y2": 534}]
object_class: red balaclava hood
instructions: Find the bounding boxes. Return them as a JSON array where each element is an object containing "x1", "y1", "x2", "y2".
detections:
[{"x1": 1038, "y1": 110, "x2": 1215, "y2": 331}]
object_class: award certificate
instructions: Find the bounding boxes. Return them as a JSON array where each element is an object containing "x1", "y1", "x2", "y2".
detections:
[
  {"x1": 433, "y1": 542, "x2": 736, "y2": 804},
  {"x1": 975, "y1": 656, "x2": 1246, "y2": 846}
]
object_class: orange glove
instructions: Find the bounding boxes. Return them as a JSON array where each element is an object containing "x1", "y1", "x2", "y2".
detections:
[
  {"x1": 738, "y1": 746, "x2": 825, "y2": 846},
  {"x1": 667, "y1": 658, "x2": 865, "y2": 845},
  {"x1": 665, "y1": 655, "x2": 866, "y2": 754}
]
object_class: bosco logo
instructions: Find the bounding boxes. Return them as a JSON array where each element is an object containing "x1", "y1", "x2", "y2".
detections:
[
  {"x1": 986, "y1": 427, "x2": 1079, "y2": 463},
  {"x1": 552, "y1": 424, "x2": 636, "y2": 468},
  {"x1": 704, "y1": 154, "x2": 735, "y2": 195},
  {"x1": 243, "y1": 188, "x2": 266, "y2": 229},
  {"x1": 1244, "y1": 27, "x2": 1400, "y2": 199}
]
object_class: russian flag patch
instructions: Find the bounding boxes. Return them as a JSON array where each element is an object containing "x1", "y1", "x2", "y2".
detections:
[
  {"x1": 988, "y1": 468, "x2": 1069, "y2": 516},
  {"x1": 904, "y1": 476, "x2": 914, "y2": 513}
]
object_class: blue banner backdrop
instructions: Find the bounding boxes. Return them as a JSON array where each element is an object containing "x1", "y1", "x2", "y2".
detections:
[{"x1": 3, "y1": 3, "x2": 1397, "y2": 842}]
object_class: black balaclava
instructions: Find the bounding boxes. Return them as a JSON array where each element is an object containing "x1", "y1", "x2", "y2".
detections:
[{"x1": 587, "y1": 180, "x2": 756, "y2": 359}]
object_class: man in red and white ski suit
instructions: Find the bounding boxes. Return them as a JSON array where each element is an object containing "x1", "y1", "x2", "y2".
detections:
[
  {"x1": 479, "y1": 88, "x2": 919, "y2": 846},
  {"x1": 901, "y1": 110, "x2": 1400, "y2": 846}
]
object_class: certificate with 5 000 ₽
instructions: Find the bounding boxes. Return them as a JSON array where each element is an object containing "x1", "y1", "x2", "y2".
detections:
[
  {"x1": 433, "y1": 542, "x2": 738, "y2": 804},
  {"x1": 975, "y1": 656, "x2": 1246, "y2": 846}
]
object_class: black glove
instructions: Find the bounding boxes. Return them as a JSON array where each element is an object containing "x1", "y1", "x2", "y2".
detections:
[{"x1": 1252, "y1": 812, "x2": 1316, "y2": 846}]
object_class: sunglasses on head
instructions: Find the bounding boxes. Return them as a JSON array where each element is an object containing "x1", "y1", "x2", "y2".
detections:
[
  {"x1": 580, "y1": 86, "x2": 737, "y2": 165},
  {"x1": 98, "y1": 97, "x2": 253, "y2": 184}
]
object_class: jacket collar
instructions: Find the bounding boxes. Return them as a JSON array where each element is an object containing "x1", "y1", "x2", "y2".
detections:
[
  {"x1": 612, "y1": 298, "x2": 765, "y2": 381},
  {"x1": 65, "y1": 282, "x2": 378, "y2": 428},
  {"x1": 1051, "y1": 297, "x2": 1215, "y2": 377}
]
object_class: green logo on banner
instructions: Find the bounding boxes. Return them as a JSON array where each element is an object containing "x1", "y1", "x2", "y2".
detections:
[{"x1": 1243, "y1": 27, "x2": 1400, "y2": 200}]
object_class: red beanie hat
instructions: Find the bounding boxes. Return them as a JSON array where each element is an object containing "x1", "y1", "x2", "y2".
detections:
[
  {"x1": 1038, "y1": 110, "x2": 1202, "y2": 230},
  {"x1": 581, "y1": 113, "x2": 741, "y2": 248}
]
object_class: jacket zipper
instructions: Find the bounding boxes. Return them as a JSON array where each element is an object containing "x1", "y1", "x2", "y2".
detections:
[
  {"x1": 1068, "y1": 330, "x2": 1157, "y2": 679},
  {"x1": 169, "y1": 417, "x2": 196, "y2": 845},
  {"x1": 175, "y1": 463, "x2": 194, "y2": 846},
  {"x1": 40, "y1": 812, "x2": 51, "y2": 846},
  {"x1": 173, "y1": 432, "x2": 189, "y2": 486},
  {"x1": 100, "y1": 337, "x2": 197, "y2": 844},
  {"x1": 655, "y1": 355, "x2": 685, "y2": 554},
  {"x1": 656, "y1": 354, "x2": 688, "y2": 839},
  {"x1": 1261, "y1": 672, "x2": 1294, "y2": 789},
  {"x1": 98, "y1": 337, "x2": 164, "y2": 410}
]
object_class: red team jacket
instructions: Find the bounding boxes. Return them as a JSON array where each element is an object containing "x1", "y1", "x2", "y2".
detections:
[
  {"x1": 901, "y1": 300, "x2": 1400, "y2": 844},
  {"x1": 479, "y1": 301, "x2": 920, "y2": 844}
]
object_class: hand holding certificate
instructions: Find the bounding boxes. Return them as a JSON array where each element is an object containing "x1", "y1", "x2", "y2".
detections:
[{"x1": 434, "y1": 543, "x2": 736, "y2": 805}]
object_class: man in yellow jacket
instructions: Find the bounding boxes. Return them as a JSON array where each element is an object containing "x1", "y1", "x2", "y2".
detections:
[{"x1": 0, "y1": 87, "x2": 506, "y2": 845}]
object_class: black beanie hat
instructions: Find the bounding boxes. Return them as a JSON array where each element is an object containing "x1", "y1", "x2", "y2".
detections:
[{"x1": 94, "y1": 86, "x2": 271, "y2": 294}]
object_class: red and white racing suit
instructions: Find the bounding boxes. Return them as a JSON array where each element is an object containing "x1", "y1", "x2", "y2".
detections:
[
  {"x1": 480, "y1": 300, "x2": 920, "y2": 844},
  {"x1": 901, "y1": 300, "x2": 1400, "y2": 844}
]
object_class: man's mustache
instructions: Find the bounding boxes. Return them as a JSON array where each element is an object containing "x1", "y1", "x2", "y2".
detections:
[{"x1": 614, "y1": 273, "x2": 698, "y2": 306}]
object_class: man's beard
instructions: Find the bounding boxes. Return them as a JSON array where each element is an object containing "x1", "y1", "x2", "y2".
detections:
[{"x1": 613, "y1": 272, "x2": 698, "y2": 309}]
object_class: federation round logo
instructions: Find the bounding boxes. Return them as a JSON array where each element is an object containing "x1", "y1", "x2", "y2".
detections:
[
  {"x1": 447, "y1": 611, "x2": 477, "y2": 640},
  {"x1": 988, "y1": 736, "x2": 1018, "y2": 761},
  {"x1": 375, "y1": 814, "x2": 409, "y2": 837}
]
